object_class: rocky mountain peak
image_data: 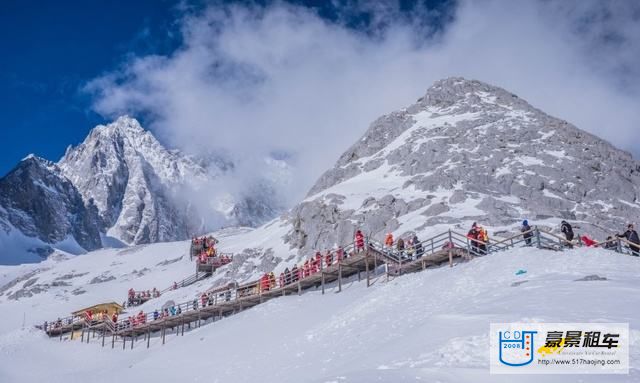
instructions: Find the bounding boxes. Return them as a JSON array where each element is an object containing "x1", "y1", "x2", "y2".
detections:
[{"x1": 288, "y1": 78, "x2": 640, "y2": 256}]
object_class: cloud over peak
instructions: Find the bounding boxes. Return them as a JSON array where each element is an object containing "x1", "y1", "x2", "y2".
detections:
[{"x1": 85, "y1": 0, "x2": 640, "y2": 206}]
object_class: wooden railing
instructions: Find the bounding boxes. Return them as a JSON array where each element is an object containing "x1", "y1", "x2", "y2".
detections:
[{"x1": 44, "y1": 225, "x2": 639, "y2": 345}]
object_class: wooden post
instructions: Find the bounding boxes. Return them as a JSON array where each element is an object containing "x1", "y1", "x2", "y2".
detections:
[
  {"x1": 162, "y1": 326, "x2": 166, "y2": 345},
  {"x1": 365, "y1": 252, "x2": 370, "y2": 287},
  {"x1": 321, "y1": 272, "x2": 325, "y2": 295},
  {"x1": 536, "y1": 228, "x2": 541, "y2": 248},
  {"x1": 448, "y1": 250, "x2": 453, "y2": 267},
  {"x1": 123, "y1": 335, "x2": 126, "y2": 350},
  {"x1": 181, "y1": 319, "x2": 185, "y2": 336},
  {"x1": 198, "y1": 311, "x2": 201, "y2": 328},
  {"x1": 338, "y1": 264, "x2": 342, "y2": 293},
  {"x1": 112, "y1": 333, "x2": 115, "y2": 349},
  {"x1": 81, "y1": 329, "x2": 84, "y2": 343},
  {"x1": 102, "y1": 330, "x2": 106, "y2": 347},
  {"x1": 297, "y1": 280, "x2": 301, "y2": 296},
  {"x1": 422, "y1": 259, "x2": 425, "y2": 270},
  {"x1": 131, "y1": 335, "x2": 134, "y2": 350},
  {"x1": 147, "y1": 329, "x2": 151, "y2": 348}
]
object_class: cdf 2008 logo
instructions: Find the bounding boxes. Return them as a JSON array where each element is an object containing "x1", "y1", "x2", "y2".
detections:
[{"x1": 498, "y1": 329, "x2": 537, "y2": 366}]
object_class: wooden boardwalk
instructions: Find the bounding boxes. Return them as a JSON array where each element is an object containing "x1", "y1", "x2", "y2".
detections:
[
  {"x1": 46, "y1": 226, "x2": 640, "y2": 349},
  {"x1": 66, "y1": 244, "x2": 467, "y2": 349}
]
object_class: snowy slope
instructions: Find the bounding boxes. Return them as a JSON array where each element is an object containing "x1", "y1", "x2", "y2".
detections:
[{"x1": 0, "y1": 240, "x2": 639, "y2": 382}]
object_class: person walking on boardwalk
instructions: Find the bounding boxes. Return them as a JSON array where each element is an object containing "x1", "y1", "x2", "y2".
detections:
[
  {"x1": 355, "y1": 230, "x2": 365, "y2": 252},
  {"x1": 396, "y1": 237, "x2": 405, "y2": 258},
  {"x1": 561, "y1": 220, "x2": 574, "y2": 241},
  {"x1": 291, "y1": 264, "x2": 299, "y2": 282},
  {"x1": 284, "y1": 267, "x2": 291, "y2": 285},
  {"x1": 413, "y1": 235, "x2": 423, "y2": 258},
  {"x1": 336, "y1": 246, "x2": 345, "y2": 263},
  {"x1": 303, "y1": 260, "x2": 310, "y2": 278},
  {"x1": 406, "y1": 237, "x2": 415, "y2": 260},
  {"x1": 521, "y1": 220, "x2": 533, "y2": 246},
  {"x1": 477, "y1": 226, "x2": 489, "y2": 255},
  {"x1": 261, "y1": 274, "x2": 270, "y2": 291},
  {"x1": 200, "y1": 293, "x2": 207, "y2": 307},
  {"x1": 617, "y1": 224, "x2": 640, "y2": 255},
  {"x1": 384, "y1": 233, "x2": 394, "y2": 250},
  {"x1": 467, "y1": 223, "x2": 479, "y2": 255},
  {"x1": 325, "y1": 250, "x2": 333, "y2": 267}
]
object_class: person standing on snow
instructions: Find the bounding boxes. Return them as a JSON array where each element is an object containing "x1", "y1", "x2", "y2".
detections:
[
  {"x1": 617, "y1": 224, "x2": 640, "y2": 256},
  {"x1": 521, "y1": 220, "x2": 533, "y2": 246}
]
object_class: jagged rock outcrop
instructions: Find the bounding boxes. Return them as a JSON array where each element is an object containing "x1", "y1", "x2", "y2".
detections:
[
  {"x1": 0, "y1": 156, "x2": 102, "y2": 259},
  {"x1": 58, "y1": 116, "x2": 212, "y2": 244}
]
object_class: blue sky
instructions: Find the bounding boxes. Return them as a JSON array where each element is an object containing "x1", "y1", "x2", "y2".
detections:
[
  {"x1": 0, "y1": 0, "x2": 453, "y2": 177},
  {"x1": 0, "y1": 0, "x2": 185, "y2": 176},
  {"x1": 1, "y1": 0, "x2": 639, "y2": 185}
]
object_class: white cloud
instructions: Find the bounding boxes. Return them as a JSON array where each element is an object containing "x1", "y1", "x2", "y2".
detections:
[{"x1": 85, "y1": 0, "x2": 640, "y2": 207}]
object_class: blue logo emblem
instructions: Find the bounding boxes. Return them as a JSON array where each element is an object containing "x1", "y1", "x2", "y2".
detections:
[{"x1": 498, "y1": 330, "x2": 537, "y2": 366}]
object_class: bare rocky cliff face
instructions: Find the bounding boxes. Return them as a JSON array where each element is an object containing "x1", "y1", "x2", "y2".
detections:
[{"x1": 279, "y1": 78, "x2": 640, "y2": 256}]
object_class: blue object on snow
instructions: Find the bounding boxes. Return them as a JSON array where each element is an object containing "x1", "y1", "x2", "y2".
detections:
[{"x1": 515, "y1": 269, "x2": 527, "y2": 276}]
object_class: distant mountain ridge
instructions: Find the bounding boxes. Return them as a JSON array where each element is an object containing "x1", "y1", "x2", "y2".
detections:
[{"x1": 0, "y1": 116, "x2": 289, "y2": 264}]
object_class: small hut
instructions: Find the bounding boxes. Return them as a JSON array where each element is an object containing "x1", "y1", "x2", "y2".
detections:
[{"x1": 71, "y1": 302, "x2": 124, "y2": 319}]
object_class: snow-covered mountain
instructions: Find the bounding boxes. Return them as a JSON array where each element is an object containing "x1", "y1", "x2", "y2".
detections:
[
  {"x1": 58, "y1": 116, "x2": 212, "y2": 245},
  {"x1": 280, "y1": 77, "x2": 640, "y2": 256},
  {"x1": 185, "y1": 77, "x2": 640, "y2": 284},
  {"x1": 0, "y1": 156, "x2": 102, "y2": 264},
  {"x1": 0, "y1": 117, "x2": 289, "y2": 264}
]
